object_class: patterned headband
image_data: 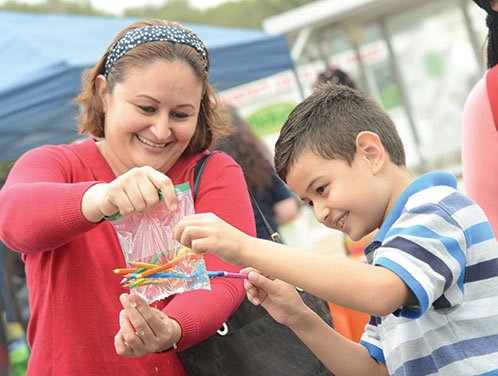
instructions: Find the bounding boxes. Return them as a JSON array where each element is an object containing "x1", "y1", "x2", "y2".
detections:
[{"x1": 104, "y1": 25, "x2": 208, "y2": 76}]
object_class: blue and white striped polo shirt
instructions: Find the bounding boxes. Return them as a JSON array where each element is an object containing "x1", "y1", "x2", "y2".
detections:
[{"x1": 360, "y1": 172, "x2": 498, "y2": 375}]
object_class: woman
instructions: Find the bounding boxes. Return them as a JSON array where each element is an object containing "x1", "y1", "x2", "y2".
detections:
[{"x1": 0, "y1": 19, "x2": 255, "y2": 375}]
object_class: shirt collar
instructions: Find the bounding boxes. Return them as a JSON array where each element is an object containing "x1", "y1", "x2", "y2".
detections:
[{"x1": 370, "y1": 171, "x2": 457, "y2": 245}]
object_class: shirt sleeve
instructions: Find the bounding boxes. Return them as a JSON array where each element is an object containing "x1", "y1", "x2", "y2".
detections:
[
  {"x1": 0, "y1": 145, "x2": 98, "y2": 253},
  {"x1": 372, "y1": 203, "x2": 466, "y2": 318},
  {"x1": 161, "y1": 152, "x2": 256, "y2": 350},
  {"x1": 359, "y1": 316, "x2": 386, "y2": 364}
]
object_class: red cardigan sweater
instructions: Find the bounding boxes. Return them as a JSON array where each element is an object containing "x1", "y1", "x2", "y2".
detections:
[{"x1": 0, "y1": 138, "x2": 255, "y2": 375}]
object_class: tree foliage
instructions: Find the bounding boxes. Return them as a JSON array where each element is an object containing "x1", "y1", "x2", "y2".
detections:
[
  {"x1": 1, "y1": 0, "x2": 113, "y2": 15},
  {"x1": 0, "y1": 0, "x2": 315, "y2": 29}
]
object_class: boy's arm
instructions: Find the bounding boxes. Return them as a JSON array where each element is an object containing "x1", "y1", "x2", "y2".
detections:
[
  {"x1": 292, "y1": 308, "x2": 388, "y2": 376},
  {"x1": 175, "y1": 213, "x2": 414, "y2": 316},
  {"x1": 246, "y1": 270, "x2": 388, "y2": 376},
  {"x1": 246, "y1": 238, "x2": 413, "y2": 316}
]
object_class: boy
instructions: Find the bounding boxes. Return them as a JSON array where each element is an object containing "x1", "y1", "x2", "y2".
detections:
[{"x1": 174, "y1": 84, "x2": 498, "y2": 375}]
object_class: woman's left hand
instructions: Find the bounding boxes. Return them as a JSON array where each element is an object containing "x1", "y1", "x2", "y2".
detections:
[{"x1": 115, "y1": 293, "x2": 181, "y2": 357}]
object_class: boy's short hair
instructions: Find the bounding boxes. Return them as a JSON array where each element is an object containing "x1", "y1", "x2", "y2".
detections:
[{"x1": 274, "y1": 83, "x2": 406, "y2": 181}]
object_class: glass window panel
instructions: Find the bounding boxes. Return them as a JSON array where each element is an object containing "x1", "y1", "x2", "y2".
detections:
[{"x1": 388, "y1": 0, "x2": 482, "y2": 171}]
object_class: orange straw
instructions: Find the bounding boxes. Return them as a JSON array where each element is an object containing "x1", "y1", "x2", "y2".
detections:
[
  {"x1": 129, "y1": 261, "x2": 158, "y2": 269},
  {"x1": 125, "y1": 253, "x2": 202, "y2": 279}
]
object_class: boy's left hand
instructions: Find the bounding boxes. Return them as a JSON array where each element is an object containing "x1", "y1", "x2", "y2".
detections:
[
  {"x1": 173, "y1": 212, "x2": 249, "y2": 266},
  {"x1": 243, "y1": 268, "x2": 309, "y2": 329}
]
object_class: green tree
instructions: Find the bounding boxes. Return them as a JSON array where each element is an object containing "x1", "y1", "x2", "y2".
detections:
[
  {"x1": 1, "y1": 0, "x2": 113, "y2": 16},
  {"x1": 1, "y1": 0, "x2": 315, "y2": 29},
  {"x1": 125, "y1": 0, "x2": 315, "y2": 29}
]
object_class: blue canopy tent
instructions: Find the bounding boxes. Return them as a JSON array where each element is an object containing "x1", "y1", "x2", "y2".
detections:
[{"x1": 0, "y1": 11, "x2": 295, "y2": 162}]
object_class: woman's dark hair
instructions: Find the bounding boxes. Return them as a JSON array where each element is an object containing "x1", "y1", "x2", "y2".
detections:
[
  {"x1": 473, "y1": 0, "x2": 498, "y2": 68},
  {"x1": 314, "y1": 66, "x2": 357, "y2": 89},
  {"x1": 215, "y1": 106, "x2": 273, "y2": 194}
]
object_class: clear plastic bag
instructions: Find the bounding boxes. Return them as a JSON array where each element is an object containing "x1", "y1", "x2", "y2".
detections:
[{"x1": 106, "y1": 182, "x2": 211, "y2": 304}]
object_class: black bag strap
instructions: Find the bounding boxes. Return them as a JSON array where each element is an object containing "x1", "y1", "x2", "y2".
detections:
[
  {"x1": 193, "y1": 151, "x2": 216, "y2": 202},
  {"x1": 248, "y1": 190, "x2": 282, "y2": 244},
  {"x1": 193, "y1": 150, "x2": 282, "y2": 244}
]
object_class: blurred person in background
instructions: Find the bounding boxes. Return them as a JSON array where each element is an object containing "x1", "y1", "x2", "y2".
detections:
[
  {"x1": 462, "y1": 0, "x2": 498, "y2": 236},
  {"x1": 216, "y1": 106, "x2": 299, "y2": 240},
  {"x1": 313, "y1": 65, "x2": 357, "y2": 90}
]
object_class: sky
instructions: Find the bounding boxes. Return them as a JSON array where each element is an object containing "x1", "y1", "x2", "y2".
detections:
[{"x1": 1, "y1": 0, "x2": 233, "y2": 15}]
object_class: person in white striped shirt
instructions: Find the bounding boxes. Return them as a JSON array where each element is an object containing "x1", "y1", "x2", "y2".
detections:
[{"x1": 174, "y1": 83, "x2": 498, "y2": 375}]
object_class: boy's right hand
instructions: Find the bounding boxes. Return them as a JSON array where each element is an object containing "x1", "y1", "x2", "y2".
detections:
[
  {"x1": 173, "y1": 212, "x2": 250, "y2": 266},
  {"x1": 243, "y1": 267, "x2": 310, "y2": 329}
]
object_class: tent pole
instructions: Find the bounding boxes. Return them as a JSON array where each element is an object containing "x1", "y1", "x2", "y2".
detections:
[
  {"x1": 459, "y1": 0, "x2": 485, "y2": 74},
  {"x1": 291, "y1": 67, "x2": 306, "y2": 101},
  {"x1": 379, "y1": 19, "x2": 428, "y2": 174}
]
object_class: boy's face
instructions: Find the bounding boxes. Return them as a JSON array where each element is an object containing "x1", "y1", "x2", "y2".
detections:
[{"x1": 286, "y1": 150, "x2": 390, "y2": 241}]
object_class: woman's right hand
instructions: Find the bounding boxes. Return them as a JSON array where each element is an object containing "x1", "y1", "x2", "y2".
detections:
[
  {"x1": 81, "y1": 166, "x2": 178, "y2": 222},
  {"x1": 243, "y1": 267, "x2": 310, "y2": 329}
]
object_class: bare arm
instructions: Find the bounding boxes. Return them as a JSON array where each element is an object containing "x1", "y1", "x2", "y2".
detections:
[
  {"x1": 291, "y1": 308, "x2": 388, "y2": 376},
  {"x1": 244, "y1": 237, "x2": 411, "y2": 316},
  {"x1": 175, "y1": 213, "x2": 414, "y2": 316},
  {"x1": 244, "y1": 270, "x2": 388, "y2": 376}
]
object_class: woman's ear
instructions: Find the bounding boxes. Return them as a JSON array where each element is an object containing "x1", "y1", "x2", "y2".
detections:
[
  {"x1": 355, "y1": 131, "x2": 385, "y2": 174},
  {"x1": 95, "y1": 74, "x2": 109, "y2": 113}
]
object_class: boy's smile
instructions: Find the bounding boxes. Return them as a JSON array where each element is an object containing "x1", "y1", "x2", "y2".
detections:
[{"x1": 285, "y1": 149, "x2": 389, "y2": 241}]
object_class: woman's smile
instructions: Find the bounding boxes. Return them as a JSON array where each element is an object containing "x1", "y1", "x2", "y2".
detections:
[{"x1": 136, "y1": 134, "x2": 169, "y2": 148}]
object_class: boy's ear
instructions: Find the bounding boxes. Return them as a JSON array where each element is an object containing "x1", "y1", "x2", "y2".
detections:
[
  {"x1": 355, "y1": 131, "x2": 385, "y2": 174},
  {"x1": 95, "y1": 74, "x2": 109, "y2": 113}
]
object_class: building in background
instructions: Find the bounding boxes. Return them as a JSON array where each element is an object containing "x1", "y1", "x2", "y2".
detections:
[{"x1": 221, "y1": 0, "x2": 487, "y2": 177}]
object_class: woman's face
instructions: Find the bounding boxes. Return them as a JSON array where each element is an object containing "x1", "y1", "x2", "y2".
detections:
[{"x1": 97, "y1": 59, "x2": 203, "y2": 176}]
